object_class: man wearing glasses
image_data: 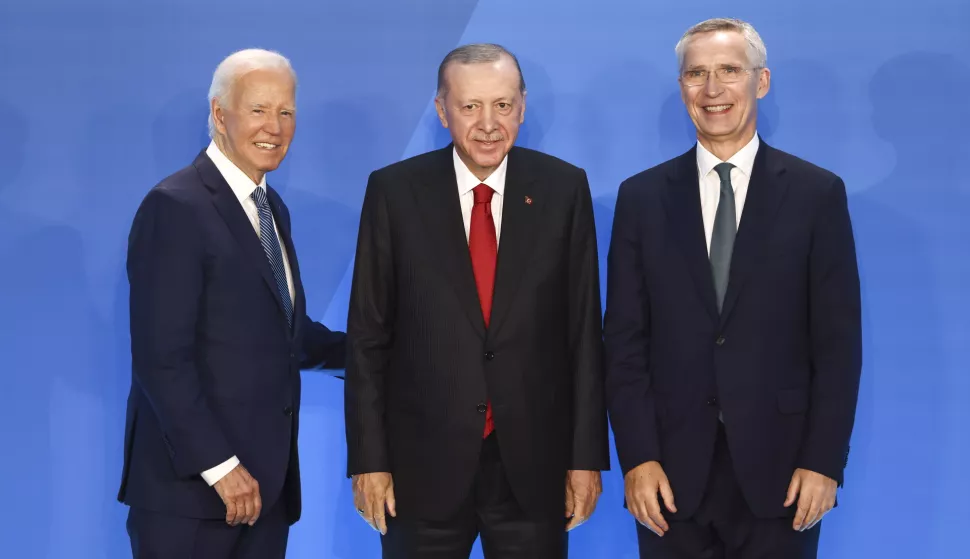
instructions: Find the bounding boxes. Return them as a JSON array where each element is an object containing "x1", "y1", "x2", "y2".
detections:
[{"x1": 604, "y1": 18, "x2": 862, "y2": 558}]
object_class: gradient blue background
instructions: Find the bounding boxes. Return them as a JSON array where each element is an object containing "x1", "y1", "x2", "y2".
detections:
[{"x1": 0, "y1": 0, "x2": 967, "y2": 557}]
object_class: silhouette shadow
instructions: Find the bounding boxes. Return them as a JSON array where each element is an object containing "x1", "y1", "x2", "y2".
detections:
[
  {"x1": 831, "y1": 51, "x2": 970, "y2": 558},
  {"x1": 0, "y1": 100, "x2": 55, "y2": 557}
]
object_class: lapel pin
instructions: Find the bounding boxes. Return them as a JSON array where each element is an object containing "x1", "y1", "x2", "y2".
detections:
[{"x1": 525, "y1": 196, "x2": 533, "y2": 205}]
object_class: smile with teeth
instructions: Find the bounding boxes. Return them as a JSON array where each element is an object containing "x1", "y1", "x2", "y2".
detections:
[
  {"x1": 254, "y1": 142, "x2": 279, "y2": 149},
  {"x1": 704, "y1": 104, "x2": 732, "y2": 113}
]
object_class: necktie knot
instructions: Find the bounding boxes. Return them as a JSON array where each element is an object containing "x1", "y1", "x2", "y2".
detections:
[
  {"x1": 250, "y1": 186, "x2": 268, "y2": 207},
  {"x1": 473, "y1": 183, "x2": 494, "y2": 205},
  {"x1": 713, "y1": 163, "x2": 734, "y2": 188}
]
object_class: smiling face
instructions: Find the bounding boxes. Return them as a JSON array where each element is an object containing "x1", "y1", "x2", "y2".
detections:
[
  {"x1": 211, "y1": 67, "x2": 296, "y2": 184},
  {"x1": 679, "y1": 30, "x2": 770, "y2": 157},
  {"x1": 434, "y1": 55, "x2": 525, "y2": 181}
]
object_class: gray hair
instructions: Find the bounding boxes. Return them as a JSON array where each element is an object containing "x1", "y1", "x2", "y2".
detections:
[
  {"x1": 207, "y1": 48, "x2": 297, "y2": 138},
  {"x1": 674, "y1": 18, "x2": 767, "y2": 71},
  {"x1": 436, "y1": 43, "x2": 526, "y2": 99}
]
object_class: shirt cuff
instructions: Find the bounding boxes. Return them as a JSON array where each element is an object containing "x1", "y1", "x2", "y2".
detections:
[{"x1": 200, "y1": 455, "x2": 239, "y2": 486}]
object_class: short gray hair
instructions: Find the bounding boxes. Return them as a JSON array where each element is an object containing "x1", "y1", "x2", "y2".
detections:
[
  {"x1": 436, "y1": 43, "x2": 526, "y2": 99},
  {"x1": 674, "y1": 18, "x2": 767, "y2": 71},
  {"x1": 207, "y1": 48, "x2": 297, "y2": 138}
]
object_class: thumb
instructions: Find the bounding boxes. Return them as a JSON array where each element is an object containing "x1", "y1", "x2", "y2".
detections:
[
  {"x1": 385, "y1": 484, "x2": 397, "y2": 517},
  {"x1": 660, "y1": 478, "x2": 677, "y2": 513},
  {"x1": 784, "y1": 472, "x2": 801, "y2": 507}
]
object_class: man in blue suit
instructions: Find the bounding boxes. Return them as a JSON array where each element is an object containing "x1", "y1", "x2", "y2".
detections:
[
  {"x1": 118, "y1": 49, "x2": 345, "y2": 558},
  {"x1": 604, "y1": 19, "x2": 862, "y2": 558}
]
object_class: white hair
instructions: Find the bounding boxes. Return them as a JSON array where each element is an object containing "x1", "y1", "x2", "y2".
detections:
[
  {"x1": 207, "y1": 48, "x2": 297, "y2": 138},
  {"x1": 674, "y1": 18, "x2": 767, "y2": 71}
]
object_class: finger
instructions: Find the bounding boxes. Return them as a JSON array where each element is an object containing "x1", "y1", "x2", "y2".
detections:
[
  {"x1": 637, "y1": 513, "x2": 665, "y2": 537},
  {"x1": 803, "y1": 497, "x2": 822, "y2": 532},
  {"x1": 571, "y1": 499, "x2": 589, "y2": 527},
  {"x1": 225, "y1": 497, "x2": 238, "y2": 526},
  {"x1": 793, "y1": 491, "x2": 812, "y2": 531},
  {"x1": 646, "y1": 495, "x2": 669, "y2": 533},
  {"x1": 385, "y1": 484, "x2": 397, "y2": 517},
  {"x1": 250, "y1": 486, "x2": 263, "y2": 526},
  {"x1": 565, "y1": 514, "x2": 582, "y2": 531},
  {"x1": 375, "y1": 511, "x2": 388, "y2": 535},
  {"x1": 240, "y1": 493, "x2": 255, "y2": 526},
  {"x1": 659, "y1": 479, "x2": 678, "y2": 513},
  {"x1": 372, "y1": 493, "x2": 387, "y2": 534},
  {"x1": 784, "y1": 474, "x2": 801, "y2": 508}
]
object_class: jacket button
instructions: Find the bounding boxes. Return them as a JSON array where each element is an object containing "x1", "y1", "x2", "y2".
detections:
[
  {"x1": 715, "y1": 336, "x2": 725, "y2": 346},
  {"x1": 706, "y1": 397, "x2": 718, "y2": 407},
  {"x1": 484, "y1": 351, "x2": 495, "y2": 360},
  {"x1": 477, "y1": 403, "x2": 487, "y2": 413},
  {"x1": 283, "y1": 406, "x2": 293, "y2": 416}
]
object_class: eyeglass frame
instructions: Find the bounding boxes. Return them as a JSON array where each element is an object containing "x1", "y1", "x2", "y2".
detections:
[{"x1": 679, "y1": 65, "x2": 765, "y2": 87}]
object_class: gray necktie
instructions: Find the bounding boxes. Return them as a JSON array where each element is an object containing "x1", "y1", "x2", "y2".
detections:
[{"x1": 710, "y1": 162, "x2": 736, "y2": 313}]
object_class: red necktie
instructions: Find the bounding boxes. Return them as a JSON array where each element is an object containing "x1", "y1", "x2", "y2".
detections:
[{"x1": 469, "y1": 184, "x2": 497, "y2": 438}]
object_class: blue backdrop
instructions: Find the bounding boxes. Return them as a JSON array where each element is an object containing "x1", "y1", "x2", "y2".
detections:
[{"x1": 0, "y1": 0, "x2": 967, "y2": 557}]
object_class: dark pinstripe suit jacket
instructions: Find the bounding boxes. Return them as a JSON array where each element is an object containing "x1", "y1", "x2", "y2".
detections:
[{"x1": 345, "y1": 145, "x2": 610, "y2": 521}]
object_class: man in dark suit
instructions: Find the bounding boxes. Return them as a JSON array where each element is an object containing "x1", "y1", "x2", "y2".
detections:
[
  {"x1": 604, "y1": 19, "x2": 862, "y2": 558},
  {"x1": 118, "y1": 48, "x2": 345, "y2": 558},
  {"x1": 345, "y1": 43, "x2": 610, "y2": 558}
]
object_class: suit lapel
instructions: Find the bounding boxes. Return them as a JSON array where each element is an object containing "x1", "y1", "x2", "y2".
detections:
[
  {"x1": 195, "y1": 152, "x2": 291, "y2": 334},
  {"x1": 412, "y1": 147, "x2": 487, "y2": 338},
  {"x1": 719, "y1": 142, "x2": 789, "y2": 325},
  {"x1": 663, "y1": 147, "x2": 719, "y2": 322},
  {"x1": 488, "y1": 148, "x2": 540, "y2": 336}
]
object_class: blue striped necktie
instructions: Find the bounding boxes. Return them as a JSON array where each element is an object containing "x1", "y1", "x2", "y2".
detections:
[{"x1": 250, "y1": 186, "x2": 293, "y2": 328}]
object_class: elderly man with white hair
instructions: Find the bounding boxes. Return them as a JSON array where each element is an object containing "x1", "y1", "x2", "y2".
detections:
[{"x1": 118, "y1": 48, "x2": 346, "y2": 558}]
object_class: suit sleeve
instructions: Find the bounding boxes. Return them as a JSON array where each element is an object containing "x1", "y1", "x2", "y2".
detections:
[
  {"x1": 567, "y1": 170, "x2": 610, "y2": 471},
  {"x1": 603, "y1": 180, "x2": 661, "y2": 475},
  {"x1": 344, "y1": 171, "x2": 395, "y2": 476},
  {"x1": 301, "y1": 317, "x2": 347, "y2": 371},
  {"x1": 127, "y1": 189, "x2": 234, "y2": 479},
  {"x1": 798, "y1": 177, "x2": 863, "y2": 485}
]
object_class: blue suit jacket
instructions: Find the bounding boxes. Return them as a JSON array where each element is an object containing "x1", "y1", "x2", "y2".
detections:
[
  {"x1": 117, "y1": 151, "x2": 345, "y2": 524},
  {"x1": 604, "y1": 140, "x2": 862, "y2": 519}
]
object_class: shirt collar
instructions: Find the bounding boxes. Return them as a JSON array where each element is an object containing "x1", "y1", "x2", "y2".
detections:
[
  {"x1": 453, "y1": 147, "x2": 508, "y2": 197},
  {"x1": 696, "y1": 134, "x2": 760, "y2": 181},
  {"x1": 206, "y1": 141, "x2": 267, "y2": 204}
]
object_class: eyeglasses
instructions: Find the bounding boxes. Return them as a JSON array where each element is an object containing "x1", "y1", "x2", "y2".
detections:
[{"x1": 680, "y1": 66, "x2": 763, "y2": 87}]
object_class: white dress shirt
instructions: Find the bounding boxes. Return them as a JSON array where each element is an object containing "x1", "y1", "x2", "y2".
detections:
[
  {"x1": 696, "y1": 134, "x2": 760, "y2": 254},
  {"x1": 454, "y1": 147, "x2": 508, "y2": 246},
  {"x1": 199, "y1": 141, "x2": 296, "y2": 486}
]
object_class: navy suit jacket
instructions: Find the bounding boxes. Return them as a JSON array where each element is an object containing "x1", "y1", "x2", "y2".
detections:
[
  {"x1": 604, "y1": 140, "x2": 862, "y2": 519},
  {"x1": 117, "y1": 151, "x2": 345, "y2": 525}
]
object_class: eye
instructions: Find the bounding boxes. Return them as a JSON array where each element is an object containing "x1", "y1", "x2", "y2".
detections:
[
  {"x1": 723, "y1": 67, "x2": 740, "y2": 74},
  {"x1": 252, "y1": 108, "x2": 264, "y2": 114},
  {"x1": 281, "y1": 110, "x2": 293, "y2": 117},
  {"x1": 685, "y1": 70, "x2": 704, "y2": 78},
  {"x1": 497, "y1": 103, "x2": 510, "y2": 109}
]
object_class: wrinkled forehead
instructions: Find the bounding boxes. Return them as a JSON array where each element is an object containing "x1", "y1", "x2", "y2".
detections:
[
  {"x1": 681, "y1": 31, "x2": 753, "y2": 68},
  {"x1": 232, "y1": 68, "x2": 296, "y2": 102},
  {"x1": 443, "y1": 58, "x2": 523, "y2": 98}
]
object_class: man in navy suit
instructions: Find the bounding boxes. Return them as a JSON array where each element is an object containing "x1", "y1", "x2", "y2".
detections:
[
  {"x1": 604, "y1": 19, "x2": 862, "y2": 558},
  {"x1": 118, "y1": 48, "x2": 345, "y2": 558}
]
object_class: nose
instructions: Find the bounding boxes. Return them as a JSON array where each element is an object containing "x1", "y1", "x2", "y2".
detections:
[
  {"x1": 480, "y1": 106, "x2": 498, "y2": 132},
  {"x1": 263, "y1": 114, "x2": 283, "y2": 135},
  {"x1": 704, "y1": 72, "x2": 723, "y2": 96}
]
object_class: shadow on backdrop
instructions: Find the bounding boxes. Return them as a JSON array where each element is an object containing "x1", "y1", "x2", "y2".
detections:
[{"x1": 838, "y1": 51, "x2": 970, "y2": 558}]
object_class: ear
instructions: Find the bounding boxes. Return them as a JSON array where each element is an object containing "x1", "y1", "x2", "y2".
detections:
[
  {"x1": 519, "y1": 91, "x2": 527, "y2": 124},
  {"x1": 434, "y1": 95, "x2": 449, "y2": 128},
  {"x1": 211, "y1": 97, "x2": 228, "y2": 136},
  {"x1": 756, "y1": 67, "x2": 771, "y2": 99}
]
